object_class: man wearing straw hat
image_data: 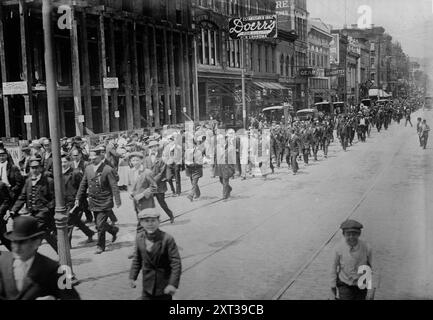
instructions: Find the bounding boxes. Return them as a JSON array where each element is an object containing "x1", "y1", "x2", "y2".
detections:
[{"x1": 0, "y1": 216, "x2": 80, "y2": 300}]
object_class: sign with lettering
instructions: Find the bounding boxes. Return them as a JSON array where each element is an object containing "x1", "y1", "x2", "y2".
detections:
[
  {"x1": 325, "y1": 69, "x2": 346, "y2": 77},
  {"x1": 2, "y1": 81, "x2": 28, "y2": 95},
  {"x1": 275, "y1": 0, "x2": 292, "y2": 16},
  {"x1": 103, "y1": 77, "x2": 119, "y2": 89},
  {"x1": 299, "y1": 68, "x2": 317, "y2": 77},
  {"x1": 229, "y1": 15, "x2": 277, "y2": 39}
]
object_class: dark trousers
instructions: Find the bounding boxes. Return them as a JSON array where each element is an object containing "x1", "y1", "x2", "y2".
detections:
[
  {"x1": 167, "y1": 164, "x2": 182, "y2": 195},
  {"x1": 337, "y1": 280, "x2": 367, "y2": 300},
  {"x1": 290, "y1": 152, "x2": 299, "y2": 173},
  {"x1": 141, "y1": 292, "x2": 172, "y2": 300},
  {"x1": 321, "y1": 140, "x2": 329, "y2": 157},
  {"x1": 421, "y1": 134, "x2": 429, "y2": 149},
  {"x1": 32, "y1": 210, "x2": 58, "y2": 253},
  {"x1": 302, "y1": 148, "x2": 309, "y2": 164},
  {"x1": 219, "y1": 177, "x2": 232, "y2": 199},
  {"x1": 405, "y1": 117, "x2": 413, "y2": 127},
  {"x1": 0, "y1": 219, "x2": 11, "y2": 250},
  {"x1": 285, "y1": 149, "x2": 291, "y2": 168},
  {"x1": 67, "y1": 209, "x2": 95, "y2": 244},
  {"x1": 312, "y1": 143, "x2": 319, "y2": 160},
  {"x1": 189, "y1": 176, "x2": 201, "y2": 199},
  {"x1": 94, "y1": 210, "x2": 118, "y2": 251},
  {"x1": 155, "y1": 193, "x2": 174, "y2": 220}
]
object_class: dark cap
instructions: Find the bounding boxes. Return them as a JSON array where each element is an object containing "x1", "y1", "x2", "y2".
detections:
[
  {"x1": 340, "y1": 219, "x2": 363, "y2": 232},
  {"x1": 29, "y1": 156, "x2": 42, "y2": 167},
  {"x1": 128, "y1": 151, "x2": 144, "y2": 159}
]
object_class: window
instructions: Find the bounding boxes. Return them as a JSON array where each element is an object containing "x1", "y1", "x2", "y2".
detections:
[
  {"x1": 160, "y1": 0, "x2": 167, "y2": 20},
  {"x1": 291, "y1": 55, "x2": 295, "y2": 77},
  {"x1": 257, "y1": 44, "x2": 261, "y2": 72},
  {"x1": 198, "y1": 23, "x2": 220, "y2": 66},
  {"x1": 286, "y1": 56, "x2": 290, "y2": 76},
  {"x1": 265, "y1": 46, "x2": 269, "y2": 72},
  {"x1": 280, "y1": 54, "x2": 285, "y2": 75},
  {"x1": 175, "y1": 0, "x2": 182, "y2": 24},
  {"x1": 272, "y1": 47, "x2": 275, "y2": 73}
]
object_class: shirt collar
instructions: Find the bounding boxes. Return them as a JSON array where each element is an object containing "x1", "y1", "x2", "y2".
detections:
[
  {"x1": 13, "y1": 255, "x2": 35, "y2": 268},
  {"x1": 93, "y1": 161, "x2": 103, "y2": 171},
  {"x1": 32, "y1": 174, "x2": 42, "y2": 182}
]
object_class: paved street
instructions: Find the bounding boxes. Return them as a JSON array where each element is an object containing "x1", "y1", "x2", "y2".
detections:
[{"x1": 15, "y1": 110, "x2": 433, "y2": 300}]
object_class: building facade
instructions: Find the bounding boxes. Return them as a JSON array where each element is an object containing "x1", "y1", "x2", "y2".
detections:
[
  {"x1": 307, "y1": 18, "x2": 332, "y2": 104},
  {"x1": 0, "y1": 0, "x2": 195, "y2": 139}
]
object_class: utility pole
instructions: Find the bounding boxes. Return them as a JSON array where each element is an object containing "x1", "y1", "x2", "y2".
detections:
[
  {"x1": 42, "y1": 0, "x2": 73, "y2": 273},
  {"x1": 241, "y1": 37, "x2": 247, "y2": 129}
]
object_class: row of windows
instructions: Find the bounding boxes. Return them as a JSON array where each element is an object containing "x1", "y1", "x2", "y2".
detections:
[
  {"x1": 197, "y1": 0, "x2": 273, "y2": 16},
  {"x1": 309, "y1": 52, "x2": 329, "y2": 68}
]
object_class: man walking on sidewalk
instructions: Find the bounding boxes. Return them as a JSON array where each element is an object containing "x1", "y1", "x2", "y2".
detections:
[
  {"x1": 420, "y1": 119, "x2": 430, "y2": 149},
  {"x1": 75, "y1": 147, "x2": 120, "y2": 254}
]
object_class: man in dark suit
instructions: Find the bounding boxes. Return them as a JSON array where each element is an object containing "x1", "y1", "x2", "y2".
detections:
[
  {"x1": 70, "y1": 148, "x2": 93, "y2": 223},
  {"x1": 0, "y1": 216, "x2": 80, "y2": 300},
  {"x1": 40, "y1": 138, "x2": 53, "y2": 177},
  {"x1": 9, "y1": 156, "x2": 58, "y2": 253},
  {"x1": 143, "y1": 141, "x2": 175, "y2": 223},
  {"x1": 129, "y1": 209, "x2": 181, "y2": 300},
  {"x1": 287, "y1": 128, "x2": 303, "y2": 175},
  {"x1": 61, "y1": 154, "x2": 94, "y2": 246},
  {"x1": 75, "y1": 147, "x2": 121, "y2": 254},
  {"x1": 0, "y1": 181, "x2": 11, "y2": 250},
  {"x1": 0, "y1": 147, "x2": 25, "y2": 204}
]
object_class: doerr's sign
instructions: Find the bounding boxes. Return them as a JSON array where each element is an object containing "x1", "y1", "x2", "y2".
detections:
[{"x1": 229, "y1": 15, "x2": 277, "y2": 39}]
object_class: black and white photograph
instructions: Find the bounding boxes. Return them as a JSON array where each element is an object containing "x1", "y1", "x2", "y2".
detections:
[{"x1": 0, "y1": 0, "x2": 432, "y2": 306}]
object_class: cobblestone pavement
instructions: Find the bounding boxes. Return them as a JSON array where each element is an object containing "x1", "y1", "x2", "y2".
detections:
[{"x1": 4, "y1": 110, "x2": 432, "y2": 300}]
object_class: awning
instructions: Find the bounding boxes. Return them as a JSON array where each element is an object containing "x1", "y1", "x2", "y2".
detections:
[
  {"x1": 253, "y1": 81, "x2": 287, "y2": 90},
  {"x1": 369, "y1": 89, "x2": 392, "y2": 98}
]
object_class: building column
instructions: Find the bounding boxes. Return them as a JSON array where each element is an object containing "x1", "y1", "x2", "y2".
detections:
[
  {"x1": 162, "y1": 29, "x2": 170, "y2": 125},
  {"x1": 70, "y1": 6, "x2": 83, "y2": 136},
  {"x1": 142, "y1": 25, "x2": 152, "y2": 128},
  {"x1": 192, "y1": 34, "x2": 200, "y2": 121},
  {"x1": 131, "y1": 22, "x2": 141, "y2": 129},
  {"x1": 109, "y1": 18, "x2": 119, "y2": 132},
  {"x1": 183, "y1": 33, "x2": 191, "y2": 118},
  {"x1": 150, "y1": 26, "x2": 160, "y2": 128},
  {"x1": 178, "y1": 32, "x2": 186, "y2": 122},
  {"x1": 19, "y1": 0, "x2": 34, "y2": 139},
  {"x1": 80, "y1": 11, "x2": 93, "y2": 133},
  {"x1": 168, "y1": 28, "x2": 177, "y2": 124},
  {"x1": 0, "y1": 4, "x2": 10, "y2": 137},
  {"x1": 97, "y1": 13, "x2": 110, "y2": 133},
  {"x1": 122, "y1": 21, "x2": 133, "y2": 130}
]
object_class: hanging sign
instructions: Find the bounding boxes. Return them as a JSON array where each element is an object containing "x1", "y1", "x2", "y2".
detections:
[
  {"x1": 103, "y1": 77, "x2": 119, "y2": 89},
  {"x1": 229, "y1": 15, "x2": 277, "y2": 39},
  {"x1": 2, "y1": 81, "x2": 28, "y2": 95}
]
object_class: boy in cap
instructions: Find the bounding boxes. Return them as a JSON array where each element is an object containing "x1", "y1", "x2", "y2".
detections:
[
  {"x1": 330, "y1": 219, "x2": 373, "y2": 300},
  {"x1": 129, "y1": 209, "x2": 181, "y2": 300}
]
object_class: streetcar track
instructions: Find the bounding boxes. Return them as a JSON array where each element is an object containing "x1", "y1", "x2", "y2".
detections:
[{"x1": 271, "y1": 122, "x2": 408, "y2": 300}]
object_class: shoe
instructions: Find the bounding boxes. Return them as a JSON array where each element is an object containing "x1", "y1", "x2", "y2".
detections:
[
  {"x1": 111, "y1": 227, "x2": 119, "y2": 243},
  {"x1": 86, "y1": 234, "x2": 94, "y2": 244},
  {"x1": 170, "y1": 217, "x2": 175, "y2": 224},
  {"x1": 128, "y1": 252, "x2": 134, "y2": 259},
  {"x1": 187, "y1": 195, "x2": 193, "y2": 202},
  {"x1": 95, "y1": 247, "x2": 104, "y2": 254}
]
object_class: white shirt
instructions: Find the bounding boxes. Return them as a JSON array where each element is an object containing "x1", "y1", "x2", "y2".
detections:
[
  {"x1": 73, "y1": 160, "x2": 80, "y2": 169},
  {"x1": 31, "y1": 174, "x2": 42, "y2": 186},
  {"x1": 13, "y1": 256, "x2": 35, "y2": 291},
  {"x1": 93, "y1": 161, "x2": 103, "y2": 174},
  {"x1": 44, "y1": 152, "x2": 51, "y2": 160},
  {"x1": 0, "y1": 161, "x2": 10, "y2": 186}
]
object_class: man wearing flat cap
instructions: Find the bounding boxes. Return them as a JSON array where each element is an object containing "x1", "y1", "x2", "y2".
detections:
[
  {"x1": 9, "y1": 156, "x2": 58, "y2": 253},
  {"x1": 0, "y1": 216, "x2": 80, "y2": 300},
  {"x1": 129, "y1": 209, "x2": 181, "y2": 300},
  {"x1": 75, "y1": 147, "x2": 121, "y2": 254},
  {"x1": 330, "y1": 219, "x2": 374, "y2": 300}
]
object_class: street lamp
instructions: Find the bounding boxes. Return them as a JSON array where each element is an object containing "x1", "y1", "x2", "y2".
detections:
[{"x1": 42, "y1": 0, "x2": 72, "y2": 273}]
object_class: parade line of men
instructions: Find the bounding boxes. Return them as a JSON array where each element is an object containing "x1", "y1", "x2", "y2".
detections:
[{"x1": 0, "y1": 96, "x2": 427, "y2": 299}]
